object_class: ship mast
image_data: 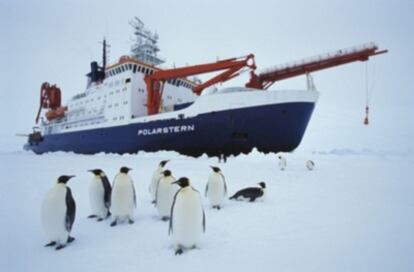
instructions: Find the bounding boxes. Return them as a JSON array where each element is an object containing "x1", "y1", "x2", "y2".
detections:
[{"x1": 129, "y1": 17, "x2": 164, "y2": 66}]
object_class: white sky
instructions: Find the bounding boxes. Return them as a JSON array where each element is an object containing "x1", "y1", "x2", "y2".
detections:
[{"x1": 0, "y1": 0, "x2": 413, "y2": 150}]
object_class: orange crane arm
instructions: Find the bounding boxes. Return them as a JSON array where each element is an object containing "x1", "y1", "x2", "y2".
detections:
[
  {"x1": 246, "y1": 43, "x2": 388, "y2": 90},
  {"x1": 144, "y1": 54, "x2": 256, "y2": 115}
]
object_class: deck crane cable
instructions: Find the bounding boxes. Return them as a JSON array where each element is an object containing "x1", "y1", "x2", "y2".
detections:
[{"x1": 364, "y1": 60, "x2": 375, "y2": 125}]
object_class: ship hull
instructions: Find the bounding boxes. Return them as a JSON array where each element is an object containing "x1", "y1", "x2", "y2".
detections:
[{"x1": 24, "y1": 101, "x2": 315, "y2": 157}]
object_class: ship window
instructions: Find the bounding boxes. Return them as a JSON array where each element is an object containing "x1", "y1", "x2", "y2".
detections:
[
  {"x1": 120, "y1": 116, "x2": 125, "y2": 120},
  {"x1": 113, "y1": 117, "x2": 118, "y2": 121},
  {"x1": 122, "y1": 87, "x2": 127, "y2": 91},
  {"x1": 114, "y1": 103, "x2": 119, "y2": 107},
  {"x1": 108, "y1": 105, "x2": 112, "y2": 108},
  {"x1": 116, "y1": 89, "x2": 120, "y2": 93},
  {"x1": 133, "y1": 65, "x2": 137, "y2": 73},
  {"x1": 128, "y1": 64, "x2": 132, "y2": 70},
  {"x1": 123, "y1": 101, "x2": 128, "y2": 105},
  {"x1": 125, "y1": 78, "x2": 131, "y2": 83}
]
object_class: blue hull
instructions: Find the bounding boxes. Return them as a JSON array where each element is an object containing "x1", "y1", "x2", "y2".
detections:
[{"x1": 24, "y1": 102, "x2": 315, "y2": 157}]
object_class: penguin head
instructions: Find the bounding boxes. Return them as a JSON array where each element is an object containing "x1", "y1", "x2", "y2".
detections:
[
  {"x1": 159, "y1": 160, "x2": 169, "y2": 167},
  {"x1": 162, "y1": 170, "x2": 172, "y2": 177},
  {"x1": 278, "y1": 155, "x2": 282, "y2": 159},
  {"x1": 120, "y1": 167, "x2": 132, "y2": 174},
  {"x1": 88, "y1": 169, "x2": 104, "y2": 176},
  {"x1": 173, "y1": 177, "x2": 190, "y2": 188},
  {"x1": 210, "y1": 166, "x2": 221, "y2": 173},
  {"x1": 258, "y1": 182, "x2": 266, "y2": 188},
  {"x1": 57, "y1": 175, "x2": 75, "y2": 184}
]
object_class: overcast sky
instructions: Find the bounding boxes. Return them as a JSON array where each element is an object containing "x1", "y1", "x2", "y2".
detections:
[{"x1": 0, "y1": 0, "x2": 413, "y2": 151}]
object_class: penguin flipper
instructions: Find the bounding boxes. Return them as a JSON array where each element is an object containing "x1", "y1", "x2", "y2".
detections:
[
  {"x1": 102, "y1": 175, "x2": 112, "y2": 209},
  {"x1": 65, "y1": 187, "x2": 76, "y2": 232},
  {"x1": 169, "y1": 189, "x2": 181, "y2": 235},
  {"x1": 202, "y1": 208, "x2": 206, "y2": 232},
  {"x1": 220, "y1": 173, "x2": 228, "y2": 196},
  {"x1": 131, "y1": 179, "x2": 137, "y2": 208},
  {"x1": 204, "y1": 182, "x2": 208, "y2": 197}
]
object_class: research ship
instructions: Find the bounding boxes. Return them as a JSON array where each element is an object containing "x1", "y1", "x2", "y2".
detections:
[{"x1": 24, "y1": 17, "x2": 386, "y2": 157}]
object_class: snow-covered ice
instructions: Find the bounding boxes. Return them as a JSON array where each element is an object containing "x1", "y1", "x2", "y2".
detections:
[{"x1": 0, "y1": 147, "x2": 413, "y2": 271}]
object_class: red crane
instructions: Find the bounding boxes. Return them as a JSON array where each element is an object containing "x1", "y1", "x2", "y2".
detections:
[
  {"x1": 246, "y1": 43, "x2": 388, "y2": 90},
  {"x1": 144, "y1": 54, "x2": 256, "y2": 115}
]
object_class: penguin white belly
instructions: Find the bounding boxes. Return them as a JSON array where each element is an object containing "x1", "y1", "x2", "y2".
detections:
[
  {"x1": 41, "y1": 185, "x2": 68, "y2": 244},
  {"x1": 89, "y1": 178, "x2": 106, "y2": 218},
  {"x1": 150, "y1": 169, "x2": 161, "y2": 200},
  {"x1": 111, "y1": 176, "x2": 134, "y2": 217},
  {"x1": 157, "y1": 181, "x2": 174, "y2": 217},
  {"x1": 172, "y1": 191, "x2": 203, "y2": 248},
  {"x1": 207, "y1": 176, "x2": 225, "y2": 206}
]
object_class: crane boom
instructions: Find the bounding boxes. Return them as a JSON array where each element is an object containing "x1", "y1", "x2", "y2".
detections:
[
  {"x1": 144, "y1": 54, "x2": 256, "y2": 115},
  {"x1": 246, "y1": 43, "x2": 388, "y2": 89}
]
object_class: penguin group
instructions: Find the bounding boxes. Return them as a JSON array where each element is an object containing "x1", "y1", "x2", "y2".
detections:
[
  {"x1": 278, "y1": 155, "x2": 316, "y2": 171},
  {"x1": 41, "y1": 161, "x2": 267, "y2": 255}
]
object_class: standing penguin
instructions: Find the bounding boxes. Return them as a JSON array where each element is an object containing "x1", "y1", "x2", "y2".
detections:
[
  {"x1": 110, "y1": 167, "x2": 136, "y2": 227},
  {"x1": 169, "y1": 177, "x2": 205, "y2": 255},
  {"x1": 229, "y1": 182, "x2": 267, "y2": 202},
  {"x1": 155, "y1": 170, "x2": 178, "y2": 221},
  {"x1": 87, "y1": 169, "x2": 111, "y2": 221},
  {"x1": 41, "y1": 175, "x2": 76, "y2": 250},
  {"x1": 149, "y1": 160, "x2": 169, "y2": 204},
  {"x1": 278, "y1": 155, "x2": 287, "y2": 171},
  {"x1": 205, "y1": 166, "x2": 227, "y2": 210}
]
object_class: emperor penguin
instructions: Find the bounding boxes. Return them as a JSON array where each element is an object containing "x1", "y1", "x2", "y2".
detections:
[
  {"x1": 205, "y1": 166, "x2": 227, "y2": 210},
  {"x1": 169, "y1": 177, "x2": 206, "y2": 255},
  {"x1": 155, "y1": 170, "x2": 178, "y2": 221},
  {"x1": 110, "y1": 167, "x2": 136, "y2": 227},
  {"x1": 149, "y1": 160, "x2": 169, "y2": 204},
  {"x1": 87, "y1": 169, "x2": 111, "y2": 221},
  {"x1": 41, "y1": 175, "x2": 76, "y2": 250},
  {"x1": 278, "y1": 155, "x2": 287, "y2": 171},
  {"x1": 229, "y1": 182, "x2": 266, "y2": 202},
  {"x1": 306, "y1": 160, "x2": 315, "y2": 171}
]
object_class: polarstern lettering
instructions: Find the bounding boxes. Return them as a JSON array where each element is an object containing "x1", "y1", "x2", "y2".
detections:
[{"x1": 137, "y1": 125, "x2": 195, "y2": 136}]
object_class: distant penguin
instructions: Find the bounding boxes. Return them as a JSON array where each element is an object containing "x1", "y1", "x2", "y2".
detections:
[
  {"x1": 41, "y1": 175, "x2": 76, "y2": 250},
  {"x1": 169, "y1": 177, "x2": 206, "y2": 255},
  {"x1": 155, "y1": 170, "x2": 178, "y2": 221},
  {"x1": 278, "y1": 155, "x2": 287, "y2": 171},
  {"x1": 87, "y1": 169, "x2": 111, "y2": 221},
  {"x1": 229, "y1": 182, "x2": 266, "y2": 202},
  {"x1": 205, "y1": 166, "x2": 227, "y2": 210},
  {"x1": 149, "y1": 160, "x2": 169, "y2": 204},
  {"x1": 110, "y1": 167, "x2": 136, "y2": 227},
  {"x1": 306, "y1": 160, "x2": 315, "y2": 171}
]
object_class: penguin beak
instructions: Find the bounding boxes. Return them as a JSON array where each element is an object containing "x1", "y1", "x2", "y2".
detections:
[{"x1": 69, "y1": 175, "x2": 76, "y2": 179}]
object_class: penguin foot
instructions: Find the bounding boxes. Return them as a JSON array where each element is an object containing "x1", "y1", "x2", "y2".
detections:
[
  {"x1": 67, "y1": 236, "x2": 75, "y2": 243},
  {"x1": 55, "y1": 244, "x2": 66, "y2": 250},
  {"x1": 161, "y1": 216, "x2": 169, "y2": 221},
  {"x1": 175, "y1": 248, "x2": 184, "y2": 255},
  {"x1": 128, "y1": 219, "x2": 135, "y2": 224},
  {"x1": 151, "y1": 200, "x2": 156, "y2": 205},
  {"x1": 88, "y1": 214, "x2": 97, "y2": 219},
  {"x1": 213, "y1": 205, "x2": 221, "y2": 210},
  {"x1": 97, "y1": 218, "x2": 104, "y2": 222},
  {"x1": 110, "y1": 220, "x2": 117, "y2": 227},
  {"x1": 44, "y1": 241, "x2": 56, "y2": 247}
]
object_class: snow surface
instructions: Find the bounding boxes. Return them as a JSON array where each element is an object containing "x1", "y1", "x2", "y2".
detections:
[{"x1": 0, "y1": 148, "x2": 413, "y2": 272}]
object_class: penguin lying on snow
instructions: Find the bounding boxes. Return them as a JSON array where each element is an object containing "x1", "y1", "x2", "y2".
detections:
[
  {"x1": 169, "y1": 177, "x2": 205, "y2": 255},
  {"x1": 41, "y1": 175, "x2": 76, "y2": 250},
  {"x1": 229, "y1": 182, "x2": 266, "y2": 202},
  {"x1": 306, "y1": 160, "x2": 315, "y2": 171},
  {"x1": 149, "y1": 160, "x2": 169, "y2": 204},
  {"x1": 155, "y1": 170, "x2": 178, "y2": 221},
  {"x1": 110, "y1": 167, "x2": 136, "y2": 227},
  {"x1": 87, "y1": 169, "x2": 111, "y2": 221},
  {"x1": 205, "y1": 166, "x2": 227, "y2": 210}
]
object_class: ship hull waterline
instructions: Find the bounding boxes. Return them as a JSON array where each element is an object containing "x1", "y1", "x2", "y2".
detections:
[{"x1": 24, "y1": 102, "x2": 315, "y2": 157}]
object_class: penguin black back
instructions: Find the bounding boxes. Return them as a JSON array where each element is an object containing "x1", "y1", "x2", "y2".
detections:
[{"x1": 229, "y1": 182, "x2": 266, "y2": 202}]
